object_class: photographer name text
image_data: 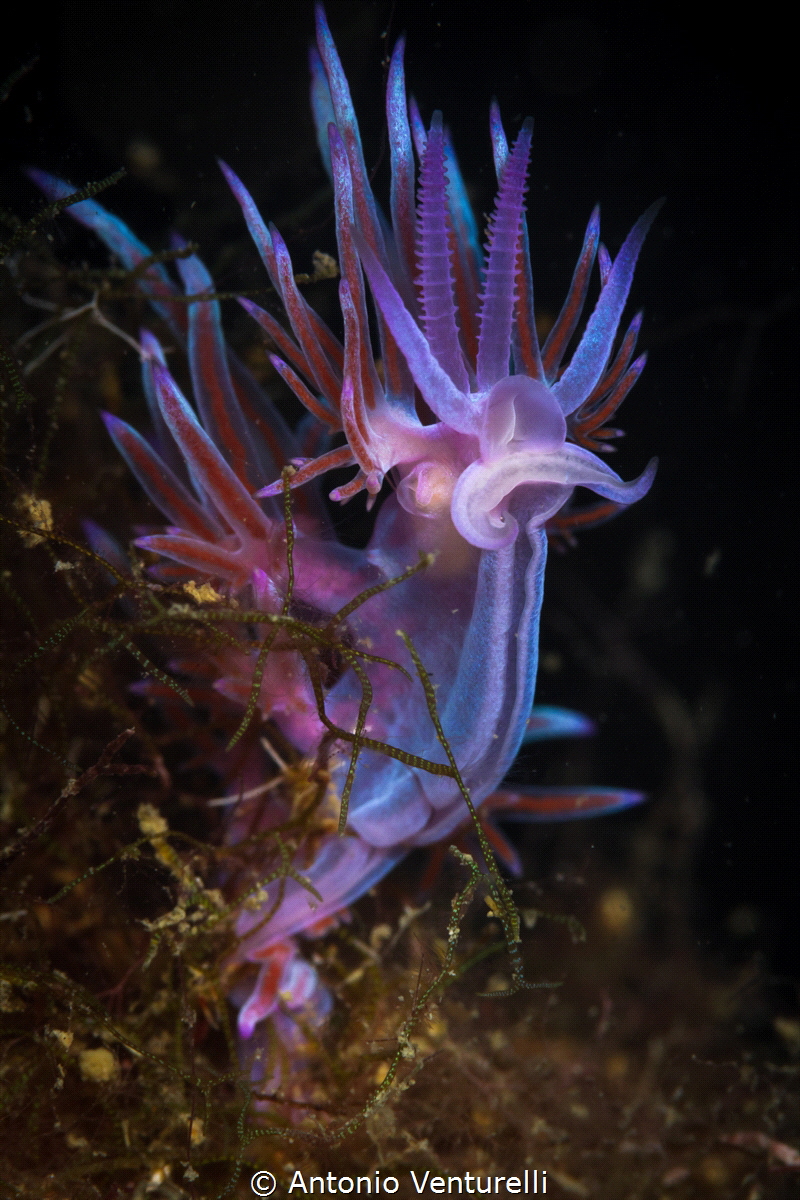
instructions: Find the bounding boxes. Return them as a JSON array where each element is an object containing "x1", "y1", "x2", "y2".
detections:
[{"x1": 285, "y1": 1170, "x2": 546, "y2": 1195}]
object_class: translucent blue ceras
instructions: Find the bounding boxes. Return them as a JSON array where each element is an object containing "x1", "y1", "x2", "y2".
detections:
[{"x1": 32, "y1": 2, "x2": 658, "y2": 1087}]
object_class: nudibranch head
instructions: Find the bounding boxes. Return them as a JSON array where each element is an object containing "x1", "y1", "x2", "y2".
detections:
[
  {"x1": 450, "y1": 372, "x2": 657, "y2": 550},
  {"x1": 242, "y1": 5, "x2": 658, "y2": 550}
]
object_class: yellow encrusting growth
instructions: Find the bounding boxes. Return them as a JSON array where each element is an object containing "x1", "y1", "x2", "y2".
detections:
[
  {"x1": 15, "y1": 493, "x2": 53, "y2": 547},
  {"x1": 78, "y1": 1046, "x2": 118, "y2": 1082},
  {"x1": 183, "y1": 579, "x2": 226, "y2": 604}
]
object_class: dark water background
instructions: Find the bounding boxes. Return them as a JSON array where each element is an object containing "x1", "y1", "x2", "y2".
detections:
[{"x1": 1, "y1": 0, "x2": 794, "y2": 990}]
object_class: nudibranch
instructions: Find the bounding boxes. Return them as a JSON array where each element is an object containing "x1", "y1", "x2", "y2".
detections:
[{"x1": 32, "y1": 3, "x2": 658, "y2": 1083}]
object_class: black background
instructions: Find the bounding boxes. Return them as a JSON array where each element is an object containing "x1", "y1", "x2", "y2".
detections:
[{"x1": 1, "y1": 2, "x2": 795, "y2": 984}]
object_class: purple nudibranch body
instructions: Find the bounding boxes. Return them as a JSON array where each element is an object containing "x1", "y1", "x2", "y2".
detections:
[{"x1": 33, "y1": 3, "x2": 658, "y2": 1083}]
